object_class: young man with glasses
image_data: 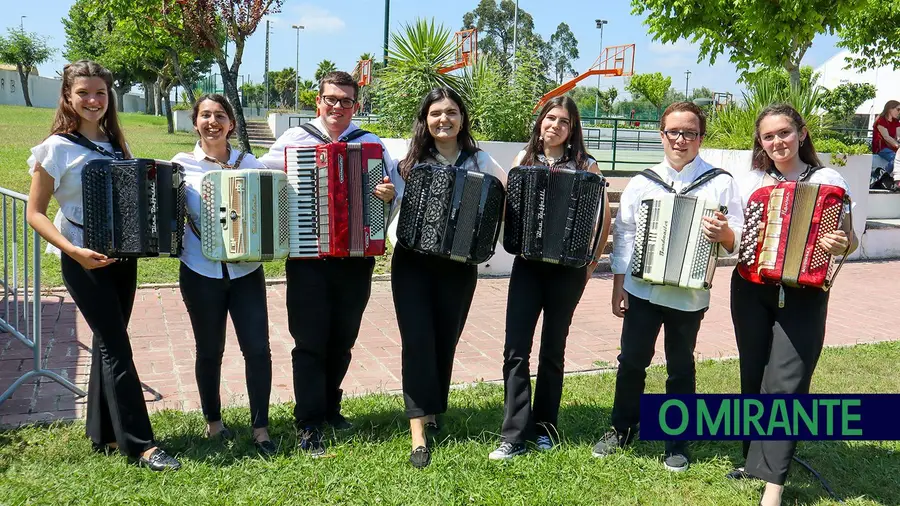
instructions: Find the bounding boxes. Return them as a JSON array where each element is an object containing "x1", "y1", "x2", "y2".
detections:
[
  {"x1": 260, "y1": 71, "x2": 397, "y2": 457},
  {"x1": 590, "y1": 102, "x2": 743, "y2": 471}
]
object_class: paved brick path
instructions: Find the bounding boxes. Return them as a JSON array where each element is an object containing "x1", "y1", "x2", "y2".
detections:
[{"x1": 1, "y1": 260, "x2": 898, "y2": 427}]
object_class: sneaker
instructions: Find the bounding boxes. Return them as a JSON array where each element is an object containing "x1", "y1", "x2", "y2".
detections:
[
  {"x1": 664, "y1": 452, "x2": 690, "y2": 472},
  {"x1": 488, "y1": 441, "x2": 527, "y2": 460},
  {"x1": 591, "y1": 428, "x2": 633, "y2": 457},
  {"x1": 326, "y1": 413, "x2": 353, "y2": 431},
  {"x1": 535, "y1": 435, "x2": 554, "y2": 451},
  {"x1": 297, "y1": 427, "x2": 326, "y2": 458}
]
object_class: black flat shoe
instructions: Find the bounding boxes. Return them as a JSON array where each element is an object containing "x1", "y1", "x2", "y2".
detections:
[
  {"x1": 207, "y1": 425, "x2": 235, "y2": 441},
  {"x1": 326, "y1": 413, "x2": 353, "y2": 431},
  {"x1": 255, "y1": 439, "x2": 278, "y2": 457},
  {"x1": 134, "y1": 449, "x2": 181, "y2": 471},
  {"x1": 409, "y1": 446, "x2": 431, "y2": 469},
  {"x1": 726, "y1": 467, "x2": 757, "y2": 480}
]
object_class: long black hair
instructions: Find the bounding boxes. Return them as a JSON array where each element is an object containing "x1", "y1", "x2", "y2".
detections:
[
  {"x1": 399, "y1": 87, "x2": 478, "y2": 179},
  {"x1": 751, "y1": 103, "x2": 822, "y2": 172},
  {"x1": 520, "y1": 96, "x2": 589, "y2": 169}
]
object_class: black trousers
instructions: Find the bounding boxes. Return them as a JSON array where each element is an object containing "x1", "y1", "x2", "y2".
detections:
[
  {"x1": 500, "y1": 256, "x2": 588, "y2": 443},
  {"x1": 611, "y1": 292, "x2": 705, "y2": 453},
  {"x1": 179, "y1": 264, "x2": 272, "y2": 429},
  {"x1": 61, "y1": 254, "x2": 154, "y2": 458},
  {"x1": 392, "y1": 245, "x2": 478, "y2": 419},
  {"x1": 730, "y1": 269, "x2": 829, "y2": 485},
  {"x1": 286, "y1": 256, "x2": 375, "y2": 428}
]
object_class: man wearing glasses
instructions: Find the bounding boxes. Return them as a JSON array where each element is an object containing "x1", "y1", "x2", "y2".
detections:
[
  {"x1": 591, "y1": 102, "x2": 743, "y2": 472},
  {"x1": 260, "y1": 71, "x2": 396, "y2": 457}
]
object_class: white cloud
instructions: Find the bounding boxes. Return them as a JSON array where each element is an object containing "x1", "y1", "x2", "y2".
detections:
[{"x1": 288, "y1": 4, "x2": 346, "y2": 33}]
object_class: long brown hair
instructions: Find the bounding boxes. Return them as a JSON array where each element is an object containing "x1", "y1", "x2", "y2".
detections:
[
  {"x1": 399, "y1": 87, "x2": 478, "y2": 179},
  {"x1": 879, "y1": 100, "x2": 900, "y2": 121},
  {"x1": 520, "y1": 96, "x2": 590, "y2": 169},
  {"x1": 751, "y1": 103, "x2": 822, "y2": 172},
  {"x1": 50, "y1": 60, "x2": 131, "y2": 157}
]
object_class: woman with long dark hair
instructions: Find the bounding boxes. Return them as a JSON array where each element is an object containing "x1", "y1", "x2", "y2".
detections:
[
  {"x1": 25, "y1": 60, "x2": 180, "y2": 470},
  {"x1": 729, "y1": 103, "x2": 857, "y2": 506},
  {"x1": 490, "y1": 96, "x2": 611, "y2": 459},
  {"x1": 391, "y1": 87, "x2": 507, "y2": 468}
]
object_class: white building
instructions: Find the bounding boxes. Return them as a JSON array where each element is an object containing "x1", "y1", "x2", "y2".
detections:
[{"x1": 815, "y1": 50, "x2": 899, "y2": 129}]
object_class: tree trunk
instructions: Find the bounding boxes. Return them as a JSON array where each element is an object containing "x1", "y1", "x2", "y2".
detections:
[
  {"x1": 154, "y1": 79, "x2": 163, "y2": 116},
  {"x1": 113, "y1": 83, "x2": 131, "y2": 112},
  {"x1": 217, "y1": 56, "x2": 251, "y2": 153},
  {"x1": 163, "y1": 91, "x2": 174, "y2": 134},
  {"x1": 143, "y1": 81, "x2": 155, "y2": 114},
  {"x1": 168, "y1": 48, "x2": 196, "y2": 104},
  {"x1": 785, "y1": 61, "x2": 801, "y2": 89},
  {"x1": 16, "y1": 65, "x2": 32, "y2": 107}
]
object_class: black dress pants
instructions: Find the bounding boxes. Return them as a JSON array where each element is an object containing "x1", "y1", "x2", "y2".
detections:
[
  {"x1": 500, "y1": 256, "x2": 588, "y2": 443},
  {"x1": 730, "y1": 269, "x2": 829, "y2": 485},
  {"x1": 286, "y1": 257, "x2": 375, "y2": 428},
  {"x1": 392, "y1": 245, "x2": 478, "y2": 419},
  {"x1": 61, "y1": 254, "x2": 154, "y2": 458},
  {"x1": 179, "y1": 264, "x2": 272, "y2": 429},
  {"x1": 610, "y1": 292, "x2": 705, "y2": 453}
]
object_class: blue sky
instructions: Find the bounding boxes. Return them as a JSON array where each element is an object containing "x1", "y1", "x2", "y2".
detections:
[{"x1": 8, "y1": 0, "x2": 843, "y2": 97}]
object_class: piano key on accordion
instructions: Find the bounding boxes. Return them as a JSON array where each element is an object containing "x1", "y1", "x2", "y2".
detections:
[
  {"x1": 198, "y1": 169, "x2": 290, "y2": 262},
  {"x1": 396, "y1": 163, "x2": 505, "y2": 264},
  {"x1": 82, "y1": 158, "x2": 185, "y2": 258},
  {"x1": 737, "y1": 181, "x2": 847, "y2": 289},
  {"x1": 503, "y1": 166, "x2": 606, "y2": 268},
  {"x1": 284, "y1": 143, "x2": 387, "y2": 259},
  {"x1": 630, "y1": 194, "x2": 723, "y2": 290}
]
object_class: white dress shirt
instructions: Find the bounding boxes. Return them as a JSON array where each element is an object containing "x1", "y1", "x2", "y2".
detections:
[
  {"x1": 612, "y1": 156, "x2": 744, "y2": 312},
  {"x1": 172, "y1": 143, "x2": 266, "y2": 280}
]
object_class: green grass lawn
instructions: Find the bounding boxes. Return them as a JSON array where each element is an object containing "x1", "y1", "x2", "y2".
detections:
[
  {"x1": 2, "y1": 342, "x2": 898, "y2": 505},
  {"x1": 0, "y1": 104, "x2": 390, "y2": 287}
]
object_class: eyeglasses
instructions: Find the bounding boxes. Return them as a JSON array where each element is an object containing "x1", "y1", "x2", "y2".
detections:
[
  {"x1": 662, "y1": 130, "x2": 701, "y2": 141},
  {"x1": 321, "y1": 95, "x2": 356, "y2": 109}
]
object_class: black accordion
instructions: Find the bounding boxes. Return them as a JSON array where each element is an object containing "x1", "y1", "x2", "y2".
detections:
[
  {"x1": 82, "y1": 159, "x2": 186, "y2": 258},
  {"x1": 503, "y1": 166, "x2": 606, "y2": 268},
  {"x1": 397, "y1": 163, "x2": 505, "y2": 264}
]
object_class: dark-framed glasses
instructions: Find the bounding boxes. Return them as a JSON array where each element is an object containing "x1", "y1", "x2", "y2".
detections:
[
  {"x1": 662, "y1": 130, "x2": 700, "y2": 141},
  {"x1": 321, "y1": 95, "x2": 356, "y2": 108}
]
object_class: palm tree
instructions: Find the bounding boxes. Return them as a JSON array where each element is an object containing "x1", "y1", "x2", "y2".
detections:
[{"x1": 315, "y1": 59, "x2": 338, "y2": 82}]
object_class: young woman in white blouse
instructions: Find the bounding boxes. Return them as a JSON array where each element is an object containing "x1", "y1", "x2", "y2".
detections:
[
  {"x1": 391, "y1": 87, "x2": 507, "y2": 468},
  {"x1": 170, "y1": 94, "x2": 276, "y2": 456},
  {"x1": 489, "y1": 96, "x2": 611, "y2": 460},
  {"x1": 728, "y1": 104, "x2": 857, "y2": 506},
  {"x1": 25, "y1": 60, "x2": 180, "y2": 471}
]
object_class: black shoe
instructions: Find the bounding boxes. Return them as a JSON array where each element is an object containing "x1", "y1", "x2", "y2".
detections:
[
  {"x1": 409, "y1": 445, "x2": 431, "y2": 468},
  {"x1": 591, "y1": 428, "x2": 634, "y2": 457},
  {"x1": 726, "y1": 467, "x2": 757, "y2": 480},
  {"x1": 297, "y1": 427, "x2": 326, "y2": 458},
  {"x1": 207, "y1": 425, "x2": 235, "y2": 441},
  {"x1": 134, "y1": 449, "x2": 182, "y2": 471},
  {"x1": 326, "y1": 412, "x2": 353, "y2": 431},
  {"x1": 255, "y1": 439, "x2": 278, "y2": 457},
  {"x1": 424, "y1": 421, "x2": 439, "y2": 438},
  {"x1": 664, "y1": 452, "x2": 690, "y2": 472}
]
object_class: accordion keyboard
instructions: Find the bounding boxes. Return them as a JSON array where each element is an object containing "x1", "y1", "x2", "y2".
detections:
[{"x1": 286, "y1": 147, "x2": 321, "y2": 257}]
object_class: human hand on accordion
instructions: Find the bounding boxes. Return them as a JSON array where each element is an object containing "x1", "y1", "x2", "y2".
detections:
[
  {"x1": 374, "y1": 176, "x2": 395, "y2": 202},
  {"x1": 701, "y1": 211, "x2": 733, "y2": 245},
  {"x1": 818, "y1": 229, "x2": 851, "y2": 256},
  {"x1": 68, "y1": 247, "x2": 116, "y2": 270}
]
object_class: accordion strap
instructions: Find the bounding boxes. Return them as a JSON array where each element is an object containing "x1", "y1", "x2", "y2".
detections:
[
  {"x1": 637, "y1": 167, "x2": 731, "y2": 195},
  {"x1": 57, "y1": 132, "x2": 125, "y2": 159},
  {"x1": 299, "y1": 123, "x2": 371, "y2": 144},
  {"x1": 766, "y1": 164, "x2": 822, "y2": 182}
]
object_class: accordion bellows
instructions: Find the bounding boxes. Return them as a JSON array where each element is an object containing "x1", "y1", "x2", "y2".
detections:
[
  {"x1": 630, "y1": 194, "x2": 723, "y2": 289},
  {"x1": 503, "y1": 166, "x2": 606, "y2": 268},
  {"x1": 82, "y1": 158, "x2": 185, "y2": 258},
  {"x1": 199, "y1": 169, "x2": 290, "y2": 262},
  {"x1": 397, "y1": 163, "x2": 505, "y2": 264},
  {"x1": 284, "y1": 143, "x2": 387, "y2": 258},
  {"x1": 737, "y1": 181, "x2": 847, "y2": 289}
]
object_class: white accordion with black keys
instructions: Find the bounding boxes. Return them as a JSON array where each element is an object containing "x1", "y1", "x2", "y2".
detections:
[{"x1": 630, "y1": 194, "x2": 724, "y2": 290}]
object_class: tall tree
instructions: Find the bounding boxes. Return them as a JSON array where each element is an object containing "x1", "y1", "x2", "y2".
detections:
[
  {"x1": 632, "y1": 0, "x2": 863, "y2": 86},
  {"x1": 838, "y1": 2, "x2": 900, "y2": 71},
  {"x1": 548, "y1": 22, "x2": 579, "y2": 85},
  {"x1": 625, "y1": 72, "x2": 671, "y2": 118},
  {"x1": 0, "y1": 29, "x2": 55, "y2": 107},
  {"x1": 314, "y1": 59, "x2": 338, "y2": 82},
  {"x1": 820, "y1": 82, "x2": 877, "y2": 126},
  {"x1": 462, "y1": 0, "x2": 543, "y2": 74}
]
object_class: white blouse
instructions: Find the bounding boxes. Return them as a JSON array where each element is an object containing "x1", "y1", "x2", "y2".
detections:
[{"x1": 171, "y1": 143, "x2": 267, "y2": 280}]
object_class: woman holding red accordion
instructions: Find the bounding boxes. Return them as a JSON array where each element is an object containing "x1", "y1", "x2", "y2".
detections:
[{"x1": 729, "y1": 104, "x2": 857, "y2": 506}]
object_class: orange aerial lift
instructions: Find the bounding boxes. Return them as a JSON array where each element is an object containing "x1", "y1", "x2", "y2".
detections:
[
  {"x1": 533, "y1": 43, "x2": 635, "y2": 113},
  {"x1": 438, "y1": 29, "x2": 478, "y2": 74},
  {"x1": 353, "y1": 59, "x2": 374, "y2": 88}
]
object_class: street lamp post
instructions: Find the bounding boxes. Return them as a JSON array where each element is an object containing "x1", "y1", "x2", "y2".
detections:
[
  {"x1": 383, "y1": 0, "x2": 390, "y2": 68},
  {"x1": 20, "y1": 16, "x2": 26, "y2": 30},
  {"x1": 594, "y1": 19, "x2": 608, "y2": 120},
  {"x1": 292, "y1": 24, "x2": 304, "y2": 111},
  {"x1": 685, "y1": 70, "x2": 691, "y2": 98},
  {"x1": 512, "y1": 0, "x2": 519, "y2": 73}
]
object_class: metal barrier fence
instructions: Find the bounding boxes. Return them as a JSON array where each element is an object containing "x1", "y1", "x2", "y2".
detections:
[
  {"x1": 0, "y1": 188, "x2": 85, "y2": 406},
  {"x1": 582, "y1": 117, "x2": 663, "y2": 172}
]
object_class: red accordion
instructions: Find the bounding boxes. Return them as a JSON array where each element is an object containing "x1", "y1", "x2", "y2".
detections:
[
  {"x1": 737, "y1": 181, "x2": 849, "y2": 289},
  {"x1": 284, "y1": 143, "x2": 387, "y2": 258}
]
